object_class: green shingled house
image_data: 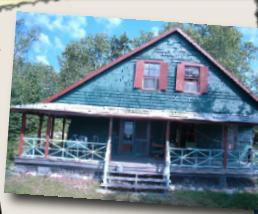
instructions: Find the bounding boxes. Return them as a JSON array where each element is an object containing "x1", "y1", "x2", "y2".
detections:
[{"x1": 11, "y1": 28, "x2": 258, "y2": 191}]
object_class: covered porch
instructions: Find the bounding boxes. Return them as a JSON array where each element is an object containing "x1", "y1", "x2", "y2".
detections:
[{"x1": 11, "y1": 103, "x2": 258, "y2": 183}]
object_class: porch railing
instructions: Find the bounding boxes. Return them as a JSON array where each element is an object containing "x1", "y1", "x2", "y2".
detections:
[
  {"x1": 170, "y1": 147, "x2": 254, "y2": 169},
  {"x1": 22, "y1": 137, "x2": 107, "y2": 161},
  {"x1": 170, "y1": 147, "x2": 224, "y2": 168}
]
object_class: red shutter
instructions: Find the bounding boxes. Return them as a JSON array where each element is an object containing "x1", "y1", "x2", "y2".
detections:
[
  {"x1": 159, "y1": 62, "x2": 168, "y2": 90},
  {"x1": 134, "y1": 60, "x2": 144, "y2": 89},
  {"x1": 199, "y1": 66, "x2": 209, "y2": 94},
  {"x1": 176, "y1": 63, "x2": 185, "y2": 92}
]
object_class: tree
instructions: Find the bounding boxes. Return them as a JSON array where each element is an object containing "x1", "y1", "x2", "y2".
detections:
[
  {"x1": 131, "y1": 31, "x2": 155, "y2": 48},
  {"x1": 58, "y1": 33, "x2": 110, "y2": 89},
  {"x1": 14, "y1": 18, "x2": 39, "y2": 62},
  {"x1": 110, "y1": 33, "x2": 130, "y2": 60}
]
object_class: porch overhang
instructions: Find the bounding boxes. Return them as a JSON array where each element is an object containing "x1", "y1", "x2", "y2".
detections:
[{"x1": 11, "y1": 103, "x2": 258, "y2": 124}]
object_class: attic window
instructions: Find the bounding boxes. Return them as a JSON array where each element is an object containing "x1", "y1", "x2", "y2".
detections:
[
  {"x1": 176, "y1": 62, "x2": 208, "y2": 94},
  {"x1": 184, "y1": 66, "x2": 200, "y2": 93},
  {"x1": 134, "y1": 60, "x2": 168, "y2": 91},
  {"x1": 143, "y1": 63, "x2": 160, "y2": 90}
]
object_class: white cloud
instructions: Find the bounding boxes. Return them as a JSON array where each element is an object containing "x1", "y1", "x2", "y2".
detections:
[
  {"x1": 151, "y1": 26, "x2": 160, "y2": 36},
  {"x1": 39, "y1": 33, "x2": 50, "y2": 46},
  {"x1": 21, "y1": 13, "x2": 87, "y2": 40},
  {"x1": 66, "y1": 16, "x2": 87, "y2": 39},
  {"x1": 54, "y1": 37, "x2": 64, "y2": 50},
  {"x1": 52, "y1": 16, "x2": 64, "y2": 30},
  {"x1": 36, "y1": 55, "x2": 49, "y2": 65},
  {"x1": 95, "y1": 17, "x2": 123, "y2": 29}
]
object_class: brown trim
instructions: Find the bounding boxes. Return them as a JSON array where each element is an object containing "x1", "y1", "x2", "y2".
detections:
[
  {"x1": 18, "y1": 113, "x2": 26, "y2": 156},
  {"x1": 223, "y1": 125, "x2": 228, "y2": 169},
  {"x1": 41, "y1": 28, "x2": 257, "y2": 104},
  {"x1": 37, "y1": 115, "x2": 43, "y2": 146},
  {"x1": 45, "y1": 116, "x2": 52, "y2": 158},
  {"x1": 61, "y1": 118, "x2": 66, "y2": 141},
  {"x1": 50, "y1": 117, "x2": 55, "y2": 139}
]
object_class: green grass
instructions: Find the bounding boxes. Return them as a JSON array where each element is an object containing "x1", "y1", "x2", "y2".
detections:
[{"x1": 4, "y1": 174, "x2": 258, "y2": 210}]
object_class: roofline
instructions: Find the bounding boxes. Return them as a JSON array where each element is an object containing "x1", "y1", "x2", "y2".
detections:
[{"x1": 42, "y1": 27, "x2": 258, "y2": 103}]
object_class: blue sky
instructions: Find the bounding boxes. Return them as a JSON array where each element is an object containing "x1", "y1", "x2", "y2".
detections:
[{"x1": 16, "y1": 11, "x2": 258, "y2": 78}]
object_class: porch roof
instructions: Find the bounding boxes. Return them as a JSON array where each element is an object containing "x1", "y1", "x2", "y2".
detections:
[{"x1": 11, "y1": 103, "x2": 258, "y2": 124}]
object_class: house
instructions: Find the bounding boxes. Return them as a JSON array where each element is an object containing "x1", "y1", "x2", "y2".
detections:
[{"x1": 11, "y1": 28, "x2": 258, "y2": 191}]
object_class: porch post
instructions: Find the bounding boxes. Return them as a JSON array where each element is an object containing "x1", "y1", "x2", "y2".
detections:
[
  {"x1": 165, "y1": 121, "x2": 171, "y2": 189},
  {"x1": 50, "y1": 117, "x2": 55, "y2": 139},
  {"x1": 37, "y1": 115, "x2": 43, "y2": 143},
  {"x1": 223, "y1": 125, "x2": 228, "y2": 169},
  {"x1": 61, "y1": 118, "x2": 66, "y2": 141},
  {"x1": 18, "y1": 113, "x2": 26, "y2": 156},
  {"x1": 45, "y1": 116, "x2": 52, "y2": 158},
  {"x1": 103, "y1": 118, "x2": 113, "y2": 186},
  {"x1": 108, "y1": 118, "x2": 113, "y2": 141}
]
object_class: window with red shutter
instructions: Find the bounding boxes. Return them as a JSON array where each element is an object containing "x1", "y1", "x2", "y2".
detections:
[
  {"x1": 134, "y1": 60, "x2": 168, "y2": 91},
  {"x1": 176, "y1": 62, "x2": 208, "y2": 94}
]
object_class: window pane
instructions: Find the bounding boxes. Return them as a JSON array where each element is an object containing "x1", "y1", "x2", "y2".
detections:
[
  {"x1": 144, "y1": 63, "x2": 160, "y2": 77},
  {"x1": 144, "y1": 63, "x2": 150, "y2": 75},
  {"x1": 184, "y1": 80, "x2": 198, "y2": 93},
  {"x1": 185, "y1": 66, "x2": 200, "y2": 79},
  {"x1": 143, "y1": 78, "x2": 158, "y2": 89}
]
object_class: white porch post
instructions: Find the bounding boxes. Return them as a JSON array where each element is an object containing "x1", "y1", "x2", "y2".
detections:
[
  {"x1": 164, "y1": 121, "x2": 171, "y2": 189},
  {"x1": 103, "y1": 118, "x2": 113, "y2": 186}
]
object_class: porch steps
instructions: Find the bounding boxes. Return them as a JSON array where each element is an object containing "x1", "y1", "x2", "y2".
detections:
[{"x1": 101, "y1": 171, "x2": 167, "y2": 191}]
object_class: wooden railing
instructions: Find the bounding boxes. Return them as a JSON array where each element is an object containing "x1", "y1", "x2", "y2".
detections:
[
  {"x1": 227, "y1": 150, "x2": 250, "y2": 169},
  {"x1": 170, "y1": 147, "x2": 255, "y2": 169},
  {"x1": 22, "y1": 137, "x2": 107, "y2": 161},
  {"x1": 170, "y1": 147, "x2": 224, "y2": 168}
]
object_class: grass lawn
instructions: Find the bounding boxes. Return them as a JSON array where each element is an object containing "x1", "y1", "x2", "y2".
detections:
[{"x1": 4, "y1": 174, "x2": 258, "y2": 210}]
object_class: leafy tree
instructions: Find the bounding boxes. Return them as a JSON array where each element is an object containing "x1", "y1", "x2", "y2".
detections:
[
  {"x1": 58, "y1": 33, "x2": 110, "y2": 89},
  {"x1": 131, "y1": 31, "x2": 154, "y2": 48},
  {"x1": 110, "y1": 33, "x2": 130, "y2": 60},
  {"x1": 14, "y1": 18, "x2": 39, "y2": 62}
]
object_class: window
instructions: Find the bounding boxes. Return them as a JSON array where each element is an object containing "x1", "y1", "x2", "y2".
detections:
[
  {"x1": 176, "y1": 62, "x2": 208, "y2": 94},
  {"x1": 184, "y1": 66, "x2": 200, "y2": 93},
  {"x1": 134, "y1": 60, "x2": 168, "y2": 91},
  {"x1": 143, "y1": 63, "x2": 160, "y2": 90}
]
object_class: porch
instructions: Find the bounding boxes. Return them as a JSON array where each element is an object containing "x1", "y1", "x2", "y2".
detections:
[{"x1": 11, "y1": 103, "x2": 258, "y2": 190}]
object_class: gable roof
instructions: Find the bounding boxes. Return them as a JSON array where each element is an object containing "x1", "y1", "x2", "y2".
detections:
[{"x1": 42, "y1": 27, "x2": 258, "y2": 104}]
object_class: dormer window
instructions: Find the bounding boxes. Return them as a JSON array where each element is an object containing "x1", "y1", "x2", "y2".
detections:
[
  {"x1": 134, "y1": 60, "x2": 168, "y2": 91},
  {"x1": 176, "y1": 62, "x2": 208, "y2": 94}
]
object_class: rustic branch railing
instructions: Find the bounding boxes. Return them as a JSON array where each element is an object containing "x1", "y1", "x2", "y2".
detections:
[
  {"x1": 22, "y1": 137, "x2": 107, "y2": 161},
  {"x1": 227, "y1": 150, "x2": 250, "y2": 169},
  {"x1": 170, "y1": 147, "x2": 224, "y2": 168}
]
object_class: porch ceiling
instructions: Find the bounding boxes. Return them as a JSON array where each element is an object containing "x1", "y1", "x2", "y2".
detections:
[{"x1": 10, "y1": 103, "x2": 258, "y2": 124}]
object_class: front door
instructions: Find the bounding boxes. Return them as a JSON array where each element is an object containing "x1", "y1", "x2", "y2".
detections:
[{"x1": 119, "y1": 120, "x2": 150, "y2": 157}]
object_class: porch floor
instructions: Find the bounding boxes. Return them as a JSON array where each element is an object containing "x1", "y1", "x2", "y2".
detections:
[{"x1": 15, "y1": 156, "x2": 258, "y2": 178}]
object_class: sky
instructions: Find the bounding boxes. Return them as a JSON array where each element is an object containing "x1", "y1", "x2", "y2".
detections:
[{"x1": 16, "y1": 11, "x2": 258, "y2": 77}]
